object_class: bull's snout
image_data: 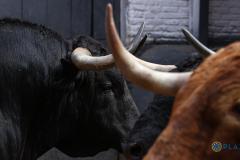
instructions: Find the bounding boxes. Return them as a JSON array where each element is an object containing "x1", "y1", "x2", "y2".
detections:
[{"x1": 122, "y1": 142, "x2": 144, "y2": 160}]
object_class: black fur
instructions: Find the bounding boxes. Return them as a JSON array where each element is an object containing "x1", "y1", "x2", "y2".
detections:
[{"x1": 0, "y1": 18, "x2": 139, "y2": 159}]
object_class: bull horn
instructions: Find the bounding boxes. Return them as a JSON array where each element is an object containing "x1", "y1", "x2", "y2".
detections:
[
  {"x1": 127, "y1": 22, "x2": 146, "y2": 54},
  {"x1": 182, "y1": 28, "x2": 216, "y2": 56},
  {"x1": 106, "y1": 4, "x2": 191, "y2": 96},
  {"x1": 71, "y1": 47, "x2": 114, "y2": 70},
  {"x1": 72, "y1": 47, "x2": 176, "y2": 71},
  {"x1": 133, "y1": 55, "x2": 176, "y2": 71}
]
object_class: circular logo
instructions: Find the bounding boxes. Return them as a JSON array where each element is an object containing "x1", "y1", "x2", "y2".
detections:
[{"x1": 212, "y1": 141, "x2": 222, "y2": 152}]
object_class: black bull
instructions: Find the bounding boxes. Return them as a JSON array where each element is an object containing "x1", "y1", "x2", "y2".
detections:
[{"x1": 0, "y1": 19, "x2": 139, "y2": 160}]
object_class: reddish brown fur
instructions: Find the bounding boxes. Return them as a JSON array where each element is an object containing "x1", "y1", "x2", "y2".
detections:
[{"x1": 144, "y1": 42, "x2": 240, "y2": 160}]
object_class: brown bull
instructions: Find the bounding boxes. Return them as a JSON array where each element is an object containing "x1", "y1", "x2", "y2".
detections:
[
  {"x1": 105, "y1": 4, "x2": 240, "y2": 160},
  {"x1": 143, "y1": 43, "x2": 240, "y2": 160}
]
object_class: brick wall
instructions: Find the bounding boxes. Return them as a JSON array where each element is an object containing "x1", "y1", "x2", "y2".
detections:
[
  {"x1": 122, "y1": 0, "x2": 240, "y2": 44},
  {"x1": 209, "y1": 0, "x2": 240, "y2": 42},
  {"x1": 121, "y1": 0, "x2": 191, "y2": 45}
]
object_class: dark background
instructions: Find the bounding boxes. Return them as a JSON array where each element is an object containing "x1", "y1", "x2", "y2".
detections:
[{"x1": 0, "y1": 0, "x2": 120, "y2": 43}]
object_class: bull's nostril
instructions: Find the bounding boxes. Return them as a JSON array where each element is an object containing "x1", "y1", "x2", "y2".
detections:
[{"x1": 129, "y1": 143, "x2": 142, "y2": 157}]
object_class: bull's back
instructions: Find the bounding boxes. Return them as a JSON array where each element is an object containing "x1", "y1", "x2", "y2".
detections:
[
  {"x1": 0, "y1": 19, "x2": 68, "y2": 75},
  {"x1": 0, "y1": 19, "x2": 70, "y2": 96},
  {"x1": 0, "y1": 19, "x2": 72, "y2": 117},
  {"x1": 0, "y1": 19, "x2": 69, "y2": 159}
]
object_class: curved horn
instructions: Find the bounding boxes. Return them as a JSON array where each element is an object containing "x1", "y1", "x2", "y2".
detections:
[
  {"x1": 133, "y1": 55, "x2": 176, "y2": 71},
  {"x1": 118, "y1": 21, "x2": 176, "y2": 71},
  {"x1": 132, "y1": 34, "x2": 148, "y2": 55},
  {"x1": 128, "y1": 22, "x2": 146, "y2": 54},
  {"x1": 71, "y1": 47, "x2": 114, "y2": 70},
  {"x1": 106, "y1": 4, "x2": 191, "y2": 96},
  {"x1": 72, "y1": 47, "x2": 176, "y2": 71},
  {"x1": 182, "y1": 28, "x2": 216, "y2": 56}
]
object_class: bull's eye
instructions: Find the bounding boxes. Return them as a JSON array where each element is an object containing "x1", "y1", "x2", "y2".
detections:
[
  {"x1": 103, "y1": 82, "x2": 112, "y2": 90},
  {"x1": 98, "y1": 82, "x2": 113, "y2": 93},
  {"x1": 96, "y1": 81, "x2": 113, "y2": 91}
]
